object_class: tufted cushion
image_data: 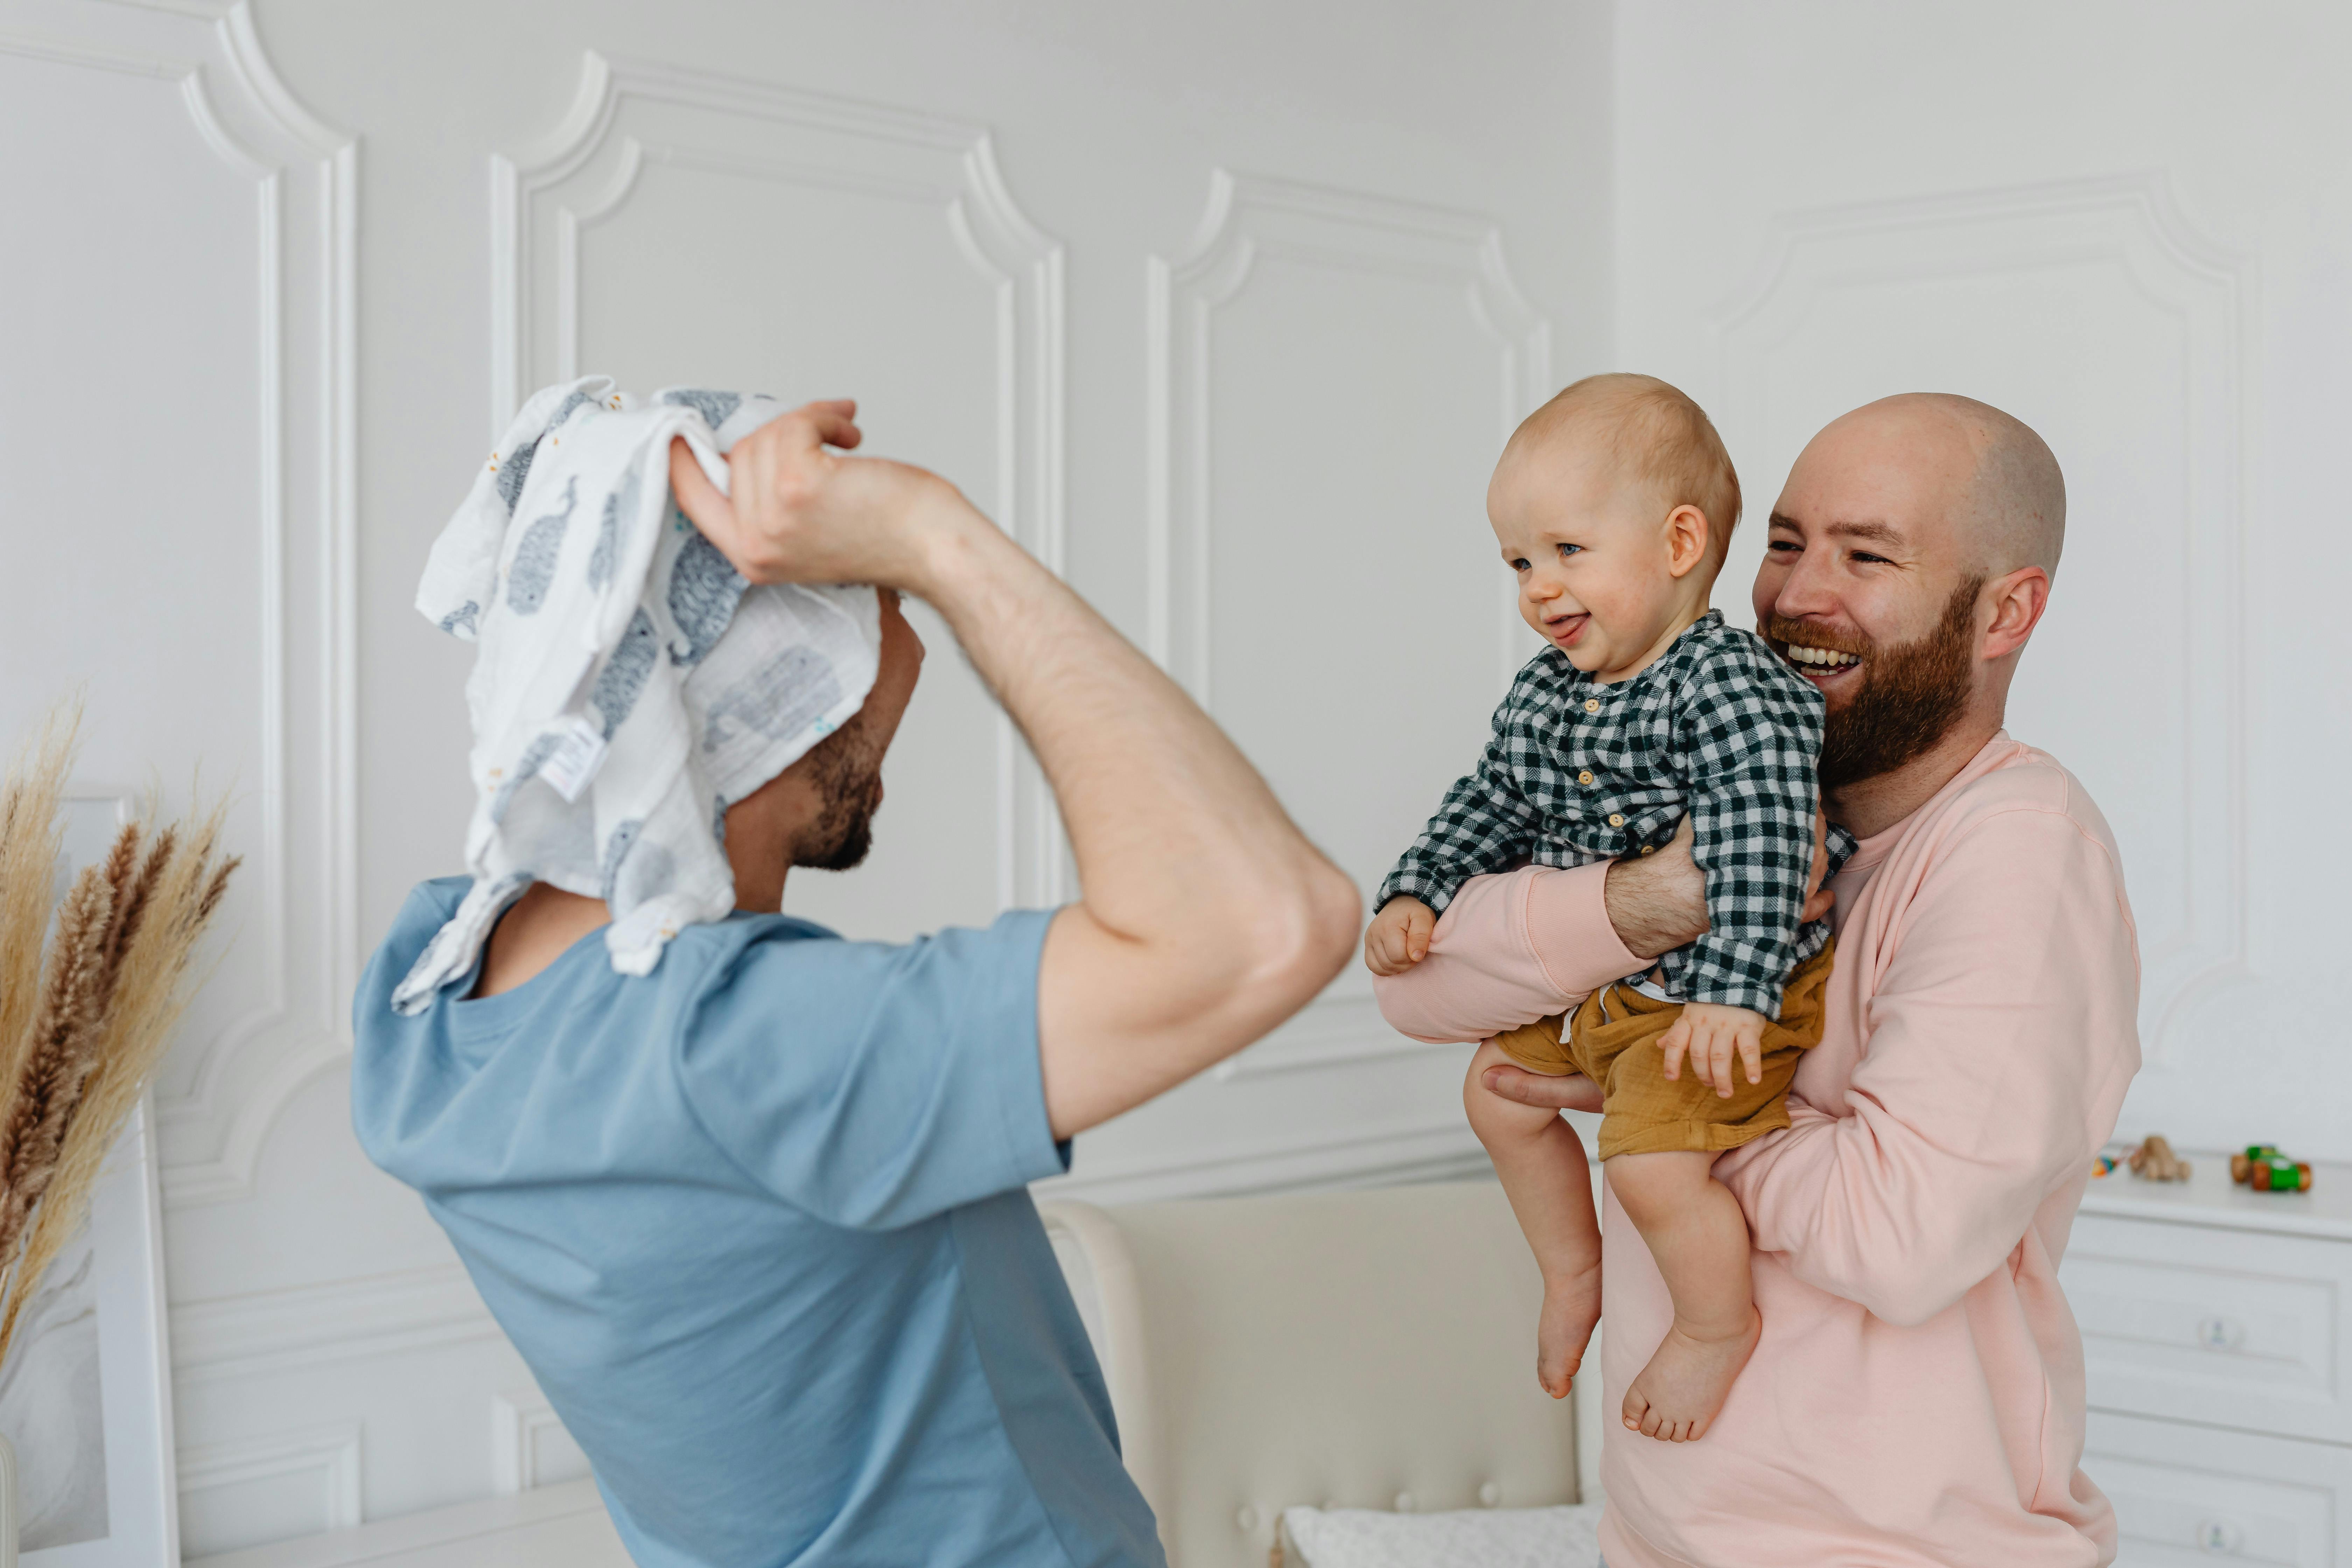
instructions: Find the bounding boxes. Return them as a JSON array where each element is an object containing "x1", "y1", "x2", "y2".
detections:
[{"x1": 1041, "y1": 1183, "x2": 1580, "y2": 1567}]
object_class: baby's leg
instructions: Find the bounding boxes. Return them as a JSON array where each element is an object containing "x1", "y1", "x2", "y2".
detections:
[
  {"x1": 1463, "y1": 1039, "x2": 1601, "y2": 1399},
  {"x1": 1606, "y1": 1150, "x2": 1760, "y2": 1443}
]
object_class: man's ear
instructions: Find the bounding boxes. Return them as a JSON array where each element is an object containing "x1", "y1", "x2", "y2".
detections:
[
  {"x1": 1664, "y1": 504, "x2": 1712, "y2": 579},
  {"x1": 1981, "y1": 566, "x2": 2051, "y2": 660}
]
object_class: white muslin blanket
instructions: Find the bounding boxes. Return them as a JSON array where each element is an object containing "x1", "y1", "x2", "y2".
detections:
[{"x1": 391, "y1": 377, "x2": 881, "y2": 1014}]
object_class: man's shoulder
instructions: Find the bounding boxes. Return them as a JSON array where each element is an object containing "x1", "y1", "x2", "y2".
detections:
[{"x1": 1921, "y1": 737, "x2": 2126, "y2": 874}]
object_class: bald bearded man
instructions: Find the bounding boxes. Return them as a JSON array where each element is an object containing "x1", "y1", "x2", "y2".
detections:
[{"x1": 1375, "y1": 393, "x2": 2140, "y2": 1567}]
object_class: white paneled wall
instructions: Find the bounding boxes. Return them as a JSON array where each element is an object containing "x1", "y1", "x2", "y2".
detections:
[
  {"x1": 1614, "y1": 0, "x2": 2352, "y2": 1162},
  {"x1": 10, "y1": 0, "x2": 2344, "y2": 1556},
  {"x1": 0, "y1": 0, "x2": 1609, "y2": 1553}
]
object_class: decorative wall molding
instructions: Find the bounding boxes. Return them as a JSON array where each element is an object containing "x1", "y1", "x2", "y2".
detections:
[
  {"x1": 1208, "y1": 996, "x2": 1451, "y2": 1083},
  {"x1": 492, "y1": 52, "x2": 1068, "y2": 907},
  {"x1": 184, "y1": 1477, "x2": 618, "y2": 1568},
  {"x1": 1046, "y1": 1116, "x2": 1490, "y2": 1208},
  {"x1": 1144, "y1": 170, "x2": 1550, "y2": 1085},
  {"x1": 1147, "y1": 169, "x2": 1551, "y2": 706},
  {"x1": 490, "y1": 1388, "x2": 587, "y2": 1495},
  {"x1": 171, "y1": 1265, "x2": 501, "y2": 1387},
  {"x1": 178, "y1": 1422, "x2": 364, "y2": 1556},
  {"x1": 0, "y1": 0, "x2": 360, "y2": 1205},
  {"x1": 1704, "y1": 173, "x2": 2250, "y2": 1057}
]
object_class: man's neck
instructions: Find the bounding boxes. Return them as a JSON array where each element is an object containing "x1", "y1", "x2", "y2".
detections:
[
  {"x1": 474, "y1": 882, "x2": 610, "y2": 998},
  {"x1": 1828, "y1": 713, "x2": 2003, "y2": 840}
]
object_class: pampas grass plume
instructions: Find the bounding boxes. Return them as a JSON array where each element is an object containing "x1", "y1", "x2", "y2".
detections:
[{"x1": 0, "y1": 710, "x2": 239, "y2": 1367}]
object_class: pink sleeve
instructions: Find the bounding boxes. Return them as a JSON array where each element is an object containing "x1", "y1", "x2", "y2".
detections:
[
  {"x1": 1371, "y1": 862, "x2": 1643, "y2": 1043},
  {"x1": 1713, "y1": 808, "x2": 2142, "y2": 1326}
]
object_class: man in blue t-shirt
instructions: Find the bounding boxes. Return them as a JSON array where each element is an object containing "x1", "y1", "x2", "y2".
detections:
[{"x1": 352, "y1": 400, "x2": 1362, "y2": 1567}]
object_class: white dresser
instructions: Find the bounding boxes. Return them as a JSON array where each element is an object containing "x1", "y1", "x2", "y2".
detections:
[{"x1": 2064, "y1": 1155, "x2": 2352, "y2": 1565}]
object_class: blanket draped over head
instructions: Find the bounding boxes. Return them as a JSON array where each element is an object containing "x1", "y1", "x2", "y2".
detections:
[{"x1": 391, "y1": 377, "x2": 882, "y2": 1014}]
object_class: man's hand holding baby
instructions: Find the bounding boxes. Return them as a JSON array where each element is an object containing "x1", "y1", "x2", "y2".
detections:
[
  {"x1": 1656, "y1": 1002, "x2": 1768, "y2": 1097},
  {"x1": 1364, "y1": 896, "x2": 1436, "y2": 976}
]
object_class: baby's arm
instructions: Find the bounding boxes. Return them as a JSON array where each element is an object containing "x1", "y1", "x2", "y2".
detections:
[
  {"x1": 1370, "y1": 863, "x2": 1647, "y2": 1042},
  {"x1": 1374, "y1": 713, "x2": 1545, "y2": 937},
  {"x1": 1673, "y1": 651, "x2": 1829, "y2": 1018}
]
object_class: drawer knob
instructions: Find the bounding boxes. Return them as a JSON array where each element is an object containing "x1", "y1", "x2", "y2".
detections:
[
  {"x1": 2196, "y1": 1517, "x2": 2243, "y2": 1552},
  {"x1": 2195, "y1": 1316, "x2": 2245, "y2": 1351}
]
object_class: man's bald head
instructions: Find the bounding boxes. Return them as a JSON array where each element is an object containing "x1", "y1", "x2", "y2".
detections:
[{"x1": 1826, "y1": 393, "x2": 2066, "y2": 579}]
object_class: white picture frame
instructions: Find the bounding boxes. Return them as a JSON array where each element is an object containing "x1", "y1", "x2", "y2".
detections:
[{"x1": 0, "y1": 792, "x2": 181, "y2": 1564}]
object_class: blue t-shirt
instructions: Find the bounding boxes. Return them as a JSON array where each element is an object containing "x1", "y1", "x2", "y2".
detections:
[{"x1": 351, "y1": 878, "x2": 1163, "y2": 1568}]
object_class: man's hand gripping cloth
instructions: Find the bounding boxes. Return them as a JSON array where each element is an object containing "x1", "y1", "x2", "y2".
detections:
[{"x1": 391, "y1": 378, "x2": 882, "y2": 1013}]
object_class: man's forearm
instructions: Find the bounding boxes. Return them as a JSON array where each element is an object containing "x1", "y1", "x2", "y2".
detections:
[
  {"x1": 909, "y1": 505, "x2": 1330, "y2": 940},
  {"x1": 906, "y1": 496, "x2": 1358, "y2": 1131},
  {"x1": 1601, "y1": 828, "x2": 1710, "y2": 960}
]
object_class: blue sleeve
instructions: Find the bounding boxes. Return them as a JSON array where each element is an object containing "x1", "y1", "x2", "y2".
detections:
[{"x1": 672, "y1": 908, "x2": 1064, "y2": 1230}]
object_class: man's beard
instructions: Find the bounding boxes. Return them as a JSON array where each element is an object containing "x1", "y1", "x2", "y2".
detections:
[
  {"x1": 789, "y1": 715, "x2": 886, "y2": 872},
  {"x1": 1766, "y1": 575, "x2": 1983, "y2": 793}
]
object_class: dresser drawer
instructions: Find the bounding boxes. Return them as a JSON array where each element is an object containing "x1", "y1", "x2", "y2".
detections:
[
  {"x1": 2062, "y1": 1215, "x2": 2352, "y2": 1443},
  {"x1": 2084, "y1": 1412, "x2": 2351, "y2": 1566}
]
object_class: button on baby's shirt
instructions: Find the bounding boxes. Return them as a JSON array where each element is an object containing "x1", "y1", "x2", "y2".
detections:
[
  {"x1": 1584, "y1": 698, "x2": 1601, "y2": 713},
  {"x1": 1578, "y1": 770, "x2": 1595, "y2": 785},
  {"x1": 1609, "y1": 813, "x2": 1625, "y2": 827}
]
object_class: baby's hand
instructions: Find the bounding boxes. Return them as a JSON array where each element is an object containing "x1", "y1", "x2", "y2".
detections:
[
  {"x1": 1364, "y1": 897, "x2": 1437, "y2": 977},
  {"x1": 1657, "y1": 1002, "x2": 1769, "y2": 1098}
]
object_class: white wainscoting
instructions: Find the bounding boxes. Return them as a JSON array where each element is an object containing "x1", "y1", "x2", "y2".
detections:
[
  {"x1": 488, "y1": 1389, "x2": 589, "y2": 1497},
  {"x1": 1038, "y1": 169, "x2": 1555, "y2": 1205},
  {"x1": 169, "y1": 1265, "x2": 503, "y2": 1390},
  {"x1": 0, "y1": 0, "x2": 356, "y2": 1212},
  {"x1": 493, "y1": 49, "x2": 1068, "y2": 934},
  {"x1": 1704, "y1": 173, "x2": 2250, "y2": 1060},
  {"x1": 1613, "y1": 0, "x2": 2352, "y2": 1163},
  {"x1": 176, "y1": 1424, "x2": 363, "y2": 1560}
]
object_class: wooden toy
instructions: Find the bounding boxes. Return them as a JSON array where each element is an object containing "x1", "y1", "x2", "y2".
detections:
[
  {"x1": 2091, "y1": 1153, "x2": 2120, "y2": 1177},
  {"x1": 2126, "y1": 1134, "x2": 2191, "y2": 1182},
  {"x1": 2231, "y1": 1145, "x2": 2313, "y2": 1192}
]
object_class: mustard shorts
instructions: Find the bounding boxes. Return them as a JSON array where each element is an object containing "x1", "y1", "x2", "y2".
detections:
[{"x1": 1489, "y1": 943, "x2": 1834, "y2": 1160}]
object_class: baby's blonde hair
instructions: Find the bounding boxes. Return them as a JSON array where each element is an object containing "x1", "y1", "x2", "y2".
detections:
[{"x1": 1510, "y1": 373, "x2": 1742, "y2": 566}]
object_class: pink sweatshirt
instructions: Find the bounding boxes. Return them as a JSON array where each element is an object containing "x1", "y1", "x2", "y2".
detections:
[{"x1": 1374, "y1": 735, "x2": 2140, "y2": 1567}]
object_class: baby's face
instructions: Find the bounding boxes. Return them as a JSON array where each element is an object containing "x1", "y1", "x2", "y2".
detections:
[{"x1": 1488, "y1": 436, "x2": 1697, "y2": 682}]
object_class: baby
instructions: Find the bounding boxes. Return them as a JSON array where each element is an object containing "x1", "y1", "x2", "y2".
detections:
[{"x1": 1366, "y1": 374, "x2": 1849, "y2": 1443}]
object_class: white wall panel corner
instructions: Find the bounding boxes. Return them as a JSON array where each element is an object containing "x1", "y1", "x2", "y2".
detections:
[
  {"x1": 0, "y1": 0, "x2": 358, "y2": 1209},
  {"x1": 492, "y1": 50, "x2": 1068, "y2": 932},
  {"x1": 1702, "y1": 172, "x2": 2252, "y2": 1057}
]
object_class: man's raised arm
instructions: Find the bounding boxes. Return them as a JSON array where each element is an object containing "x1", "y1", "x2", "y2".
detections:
[{"x1": 672, "y1": 410, "x2": 1360, "y2": 1139}]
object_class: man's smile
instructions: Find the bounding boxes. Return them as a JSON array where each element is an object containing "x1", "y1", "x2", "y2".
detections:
[{"x1": 1773, "y1": 637, "x2": 1864, "y2": 690}]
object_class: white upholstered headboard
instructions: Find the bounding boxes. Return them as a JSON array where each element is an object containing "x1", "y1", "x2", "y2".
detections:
[{"x1": 1041, "y1": 1182, "x2": 1590, "y2": 1568}]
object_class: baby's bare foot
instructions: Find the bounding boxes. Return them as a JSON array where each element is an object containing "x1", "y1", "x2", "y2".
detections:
[
  {"x1": 1620, "y1": 1310, "x2": 1760, "y2": 1442},
  {"x1": 1536, "y1": 1264, "x2": 1602, "y2": 1400}
]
